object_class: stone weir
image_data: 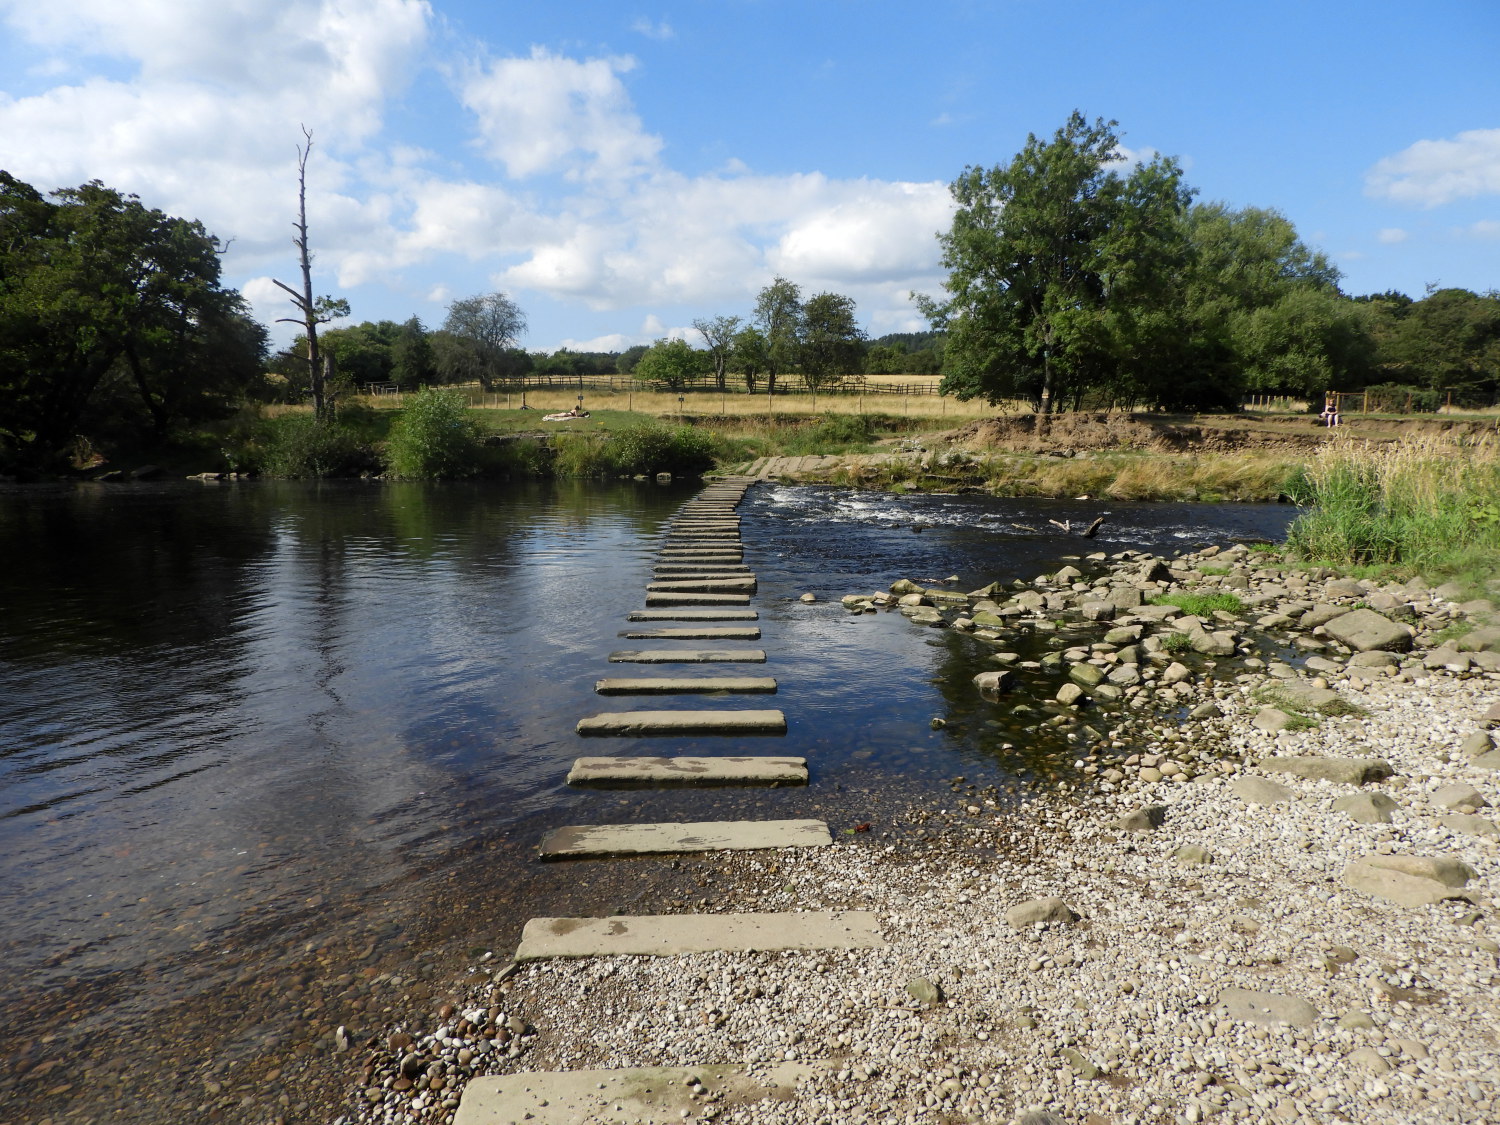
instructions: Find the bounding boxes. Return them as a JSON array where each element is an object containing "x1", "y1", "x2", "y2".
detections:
[{"x1": 452, "y1": 476, "x2": 886, "y2": 1125}]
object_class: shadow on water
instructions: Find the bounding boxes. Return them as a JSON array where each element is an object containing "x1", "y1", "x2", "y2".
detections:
[{"x1": 0, "y1": 478, "x2": 1294, "y2": 1123}]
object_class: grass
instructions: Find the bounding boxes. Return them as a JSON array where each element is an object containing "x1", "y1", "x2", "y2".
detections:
[
  {"x1": 1150, "y1": 592, "x2": 1246, "y2": 618},
  {"x1": 1159, "y1": 631, "x2": 1192, "y2": 653},
  {"x1": 1284, "y1": 435, "x2": 1500, "y2": 593}
]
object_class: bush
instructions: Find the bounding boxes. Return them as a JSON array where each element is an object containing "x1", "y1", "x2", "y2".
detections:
[
  {"x1": 385, "y1": 388, "x2": 483, "y2": 479},
  {"x1": 601, "y1": 422, "x2": 718, "y2": 476},
  {"x1": 257, "y1": 414, "x2": 376, "y2": 477},
  {"x1": 780, "y1": 413, "x2": 876, "y2": 455}
]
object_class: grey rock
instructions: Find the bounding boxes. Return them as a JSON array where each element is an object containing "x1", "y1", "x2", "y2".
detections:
[
  {"x1": 972, "y1": 670, "x2": 1015, "y2": 695},
  {"x1": 1460, "y1": 731, "x2": 1496, "y2": 758},
  {"x1": 1005, "y1": 896, "x2": 1077, "y2": 929},
  {"x1": 1054, "y1": 564, "x2": 1083, "y2": 583},
  {"x1": 1191, "y1": 630, "x2": 1237, "y2": 656},
  {"x1": 1068, "y1": 663, "x2": 1105, "y2": 687},
  {"x1": 1438, "y1": 813, "x2": 1499, "y2": 838},
  {"x1": 1333, "y1": 792, "x2": 1399, "y2": 824},
  {"x1": 1091, "y1": 683, "x2": 1124, "y2": 701},
  {"x1": 1080, "y1": 601, "x2": 1116, "y2": 621},
  {"x1": 1338, "y1": 1011, "x2": 1377, "y2": 1031},
  {"x1": 1231, "y1": 776, "x2": 1293, "y2": 805},
  {"x1": 905, "y1": 977, "x2": 943, "y2": 1006},
  {"x1": 1349, "y1": 1046, "x2": 1391, "y2": 1074},
  {"x1": 1189, "y1": 701, "x2": 1223, "y2": 720},
  {"x1": 1471, "y1": 750, "x2": 1500, "y2": 770},
  {"x1": 1341, "y1": 854, "x2": 1475, "y2": 907},
  {"x1": 1432, "y1": 782, "x2": 1489, "y2": 809},
  {"x1": 1174, "y1": 844, "x2": 1214, "y2": 865},
  {"x1": 1216, "y1": 987, "x2": 1319, "y2": 1028},
  {"x1": 1106, "y1": 664, "x2": 1141, "y2": 687},
  {"x1": 1253, "y1": 707, "x2": 1300, "y2": 734},
  {"x1": 1256, "y1": 756, "x2": 1394, "y2": 785},
  {"x1": 1457, "y1": 625, "x2": 1500, "y2": 652},
  {"x1": 1111, "y1": 806, "x2": 1167, "y2": 833},
  {"x1": 1060, "y1": 1047, "x2": 1099, "y2": 1080},
  {"x1": 1323, "y1": 608, "x2": 1414, "y2": 653},
  {"x1": 1326, "y1": 577, "x2": 1367, "y2": 597},
  {"x1": 1104, "y1": 624, "x2": 1143, "y2": 644},
  {"x1": 1348, "y1": 650, "x2": 1400, "y2": 668},
  {"x1": 1056, "y1": 682, "x2": 1085, "y2": 707},
  {"x1": 1160, "y1": 661, "x2": 1193, "y2": 685},
  {"x1": 1299, "y1": 604, "x2": 1347, "y2": 628},
  {"x1": 1017, "y1": 1112, "x2": 1068, "y2": 1125}
]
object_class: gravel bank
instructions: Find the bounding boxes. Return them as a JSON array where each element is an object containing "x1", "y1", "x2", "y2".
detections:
[{"x1": 340, "y1": 552, "x2": 1500, "y2": 1125}]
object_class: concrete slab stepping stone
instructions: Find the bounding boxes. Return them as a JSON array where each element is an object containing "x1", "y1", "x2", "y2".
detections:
[
  {"x1": 514, "y1": 910, "x2": 884, "y2": 960},
  {"x1": 622, "y1": 627, "x2": 761, "y2": 640},
  {"x1": 594, "y1": 677, "x2": 778, "y2": 695},
  {"x1": 644, "y1": 593, "x2": 751, "y2": 606},
  {"x1": 1341, "y1": 854, "x2": 1475, "y2": 906},
  {"x1": 1257, "y1": 756, "x2": 1394, "y2": 784},
  {"x1": 627, "y1": 608, "x2": 758, "y2": 621},
  {"x1": 567, "y1": 755, "x2": 807, "y2": 787},
  {"x1": 654, "y1": 562, "x2": 752, "y2": 572},
  {"x1": 453, "y1": 1063, "x2": 824, "y2": 1125},
  {"x1": 539, "y1": 818, "x2": 830, "y2": 859},
  {"x1": 608, "y1": 648, "x2": 766, "y2": 663},
  {"x1": 577, "y1": 709, "x2": 786, "y2": 735},
  {"x1": 646, "y1": 572, "x2": 752, "y2": 582},
  {"x1": 645, "y1": 578, "x2": 757, "y2": 594},
  {"x1": 1230, "y1": 775, "x2": 1293, "y2": 805}
]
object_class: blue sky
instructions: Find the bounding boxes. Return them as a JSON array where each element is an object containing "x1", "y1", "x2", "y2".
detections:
[{"x1": 2, "y1": 0, "x2": 1497, "y2": 355}]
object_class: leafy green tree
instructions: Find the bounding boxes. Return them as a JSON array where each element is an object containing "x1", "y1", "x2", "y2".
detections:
[
  {"x1": 800, "y1": 292, "x2": 865, "y2": 391},
  {"x1": 753, "y1": 277, "x2": 803, "y2": 395},
  {"x1": 385, "y1": 386, "x2": 482, "y2": 479},
  {"x1": 0, "y1": 172, "x2": 266, "y2": 468},
  {"x1": 693, "y1": 315, "x2": 741, "y2": 391},
  {"x1": 1373, "y1": 288, "x2": 1500, "y2": 396},
  {"x1": 391, "y1": 316, "x2": 437, "y2": 388},
  {"x1": 922, "y1": 112, "x2": 1192, "y2": 412},
  {"x1": 440, "y1": 291, "x2": 527, "y2": 390},
  {"x1": 617, "y1": 343, "x2": 649, "y2": 374},
  {"x1": 730, "y1": 325, "x2": 768, "y2": 393},
  {"x1": 633, "y1": 337, "x2": 708, "y2": 391},
  {"x1": 320, "y1": 320, "x2": 401, "y2": 387}
]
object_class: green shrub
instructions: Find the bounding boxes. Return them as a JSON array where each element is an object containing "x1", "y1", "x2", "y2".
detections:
[
  {"x1": 1151, "y1": 591, "x2": 1246, "y2": 618},
  {"x1": 385, "y1": 388, "x2": 482, "y2": 479},
  {"x1": 1158, "y1": 631, "x2": 1192, "y2": 653},
  {"x1": 601, "y1": 422, "x2": 717, "y2": 476},
  {"x1": 257, "y1": 414, "x2": 376, "y2": 478}
]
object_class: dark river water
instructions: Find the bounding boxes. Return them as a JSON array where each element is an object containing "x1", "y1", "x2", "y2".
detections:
[{"x1": 0, "y1": 479, "x2": 1294, "y2": 1122}]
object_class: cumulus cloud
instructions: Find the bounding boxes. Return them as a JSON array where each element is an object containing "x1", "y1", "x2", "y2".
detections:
[
  {"x1": 1366, "y1": 128, "x2": 1500, "y2": 207},
  {"x1": 629, "y1": 17, "x2": 674, "y2": 40},
  {"x1": 459, "y1": 47, "x2": 662, "y2": 180},
  {"x1": 1469, "y1": 220, "x2": 1500, "y2": 240},
  {"x1": 1377, "y1": 228, "x2": 1408, "y2": 244}
]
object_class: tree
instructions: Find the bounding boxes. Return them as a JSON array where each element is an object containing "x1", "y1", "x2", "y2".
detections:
[
  {"x1": 1375, "y1": 288, "x2": 1500, "y2": 396},
  {"x1": 693, "y1": 315, "x2": 741, "y2": 391},
  {"x1": 730, "y1": 325, "x2": 768, "y2": 393},
  {"x1": 922, "y1": 111, "x2": 1192, "y2": 412},
  {"x1": 440, "y1": 291, "x2": 527, "y2": 390},
  {"x1": 753, "y1": 277, "x2": 803, "y2": 395},
  {"x1": 633, "y1": 337, "x2": 708, "y2": 392},
  {"x1": 800, "y1": 292, "x2": 865, "y2": 391},
  {"x1": 391, "y1": 316, "x2": 437, "y2": 388},
  {"x1": 272, "y1": 128, "x2": 349, "y2": 420},
  {"x1": 0, "y1": 172, "x2": 266, "y2": 467}
]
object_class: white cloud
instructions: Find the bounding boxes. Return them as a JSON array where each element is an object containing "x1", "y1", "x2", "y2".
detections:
[
  {"x1": 1366, "y1": 128, "x2": 1500, "y2": 207},
  {"x1": 1469, "y1": 220, "x2": 1500, "y2": 240},
  {"x1": 629, "y1": 17, "x2": 674, "y2": 40},
  {"x1": 1377, "y1": 227, "x2": 1408, "y2": 244},
  {"x1": 459, "y1": 47, "x2": 662, "y2": 180}
]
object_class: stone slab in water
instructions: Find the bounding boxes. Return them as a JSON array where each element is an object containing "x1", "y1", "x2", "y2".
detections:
[
  {"x1": 645, "y1": 593, "x2": 751, "y2": 606},
  {"x1": 628, "y1": 608, "x2": 758, "y2": 621},
  {"x1": 594, "y1": 676, "x2": 778, "y2": 695},
  {"x1": 647, "y1": 573, "x2": 752, "y2": 582},
  {"x1": 646, "y1": 578, "x2": 757, "y2": 594},
  {"x1": 539, "y1": 818, "x2": 829, "y2": 859},
  {"x1": 454, "y1": 1064, "x2": 823, "y2": 1125},
  {"x1": 517, "y1": 910, "x2": 883, "y2": 960},
  {"x1": 654, "y1": 562, "x2": 751, "y2": 572},
  {"x1": 577, "y1": 709, "x2": 786, "y2": 735},
  {"x1": 609, "y1": 648, "x2": 765, "y2": 663},
  {"x1": 658, "y1": 549, "x2": 743, "y2": 558},
  {"x1": 622, "y1": 627, "x2": 762, "y2": 640},
  {"x1": 567, "y1": 755, "x2": 807, "y2": 786}
]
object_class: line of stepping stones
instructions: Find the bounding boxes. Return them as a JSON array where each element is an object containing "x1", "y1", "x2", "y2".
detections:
[{"x1": 456, "y1": 477, "x2": 886, "y2": 1123}]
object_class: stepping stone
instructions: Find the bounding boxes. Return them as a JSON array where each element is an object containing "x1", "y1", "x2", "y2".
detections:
[
  {"x1": 622, "y1": 627, "x2": 762, "y2": 640},
  {"x1": 595, "y1": 676, "x2": 778, "y2": 695},
  {"x1": 658, "y1": 550, "x2": 743, "y2": 559},
  {"x1": 645, "y1": 593, "x2": 751, "y2": 606},
  {"x1": 454, "y1": 1063, "x2": 823, "y2": 1125},
  {"x1": 646, "y1": 578, "x2": 756, "y2": 594},
  {"x1": 648, "y1": 572, "x2": 751, "y2": 581},
  {"x1": 515, "y1": 910, "x2": 884, "y2": 960},
  {"x1": 577, "y1": 709, "x2": 786, "y2": 735},
  {"x1": 628, "y1": 608, "x2": 758, "y2": 621},
  {"x1": 654, "y1": 563, "x2": 752, "y2": 573},
  {"x1": 609, "y1": 648, "x2": 765, "y2": 664},
  {"x1": 567, "y1": 755, "x2": 808, "y2": 787},
  {"x1": 655, "y1": 556, "x2": 745, "y2": 566},
  {"x1": 539, "y1": 818, "x2": 830, "y2": 859}
]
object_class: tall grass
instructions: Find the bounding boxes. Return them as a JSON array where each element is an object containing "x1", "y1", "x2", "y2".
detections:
[{"x1": 1285, "y1": 436, "x2": 1500, "y2": 581}]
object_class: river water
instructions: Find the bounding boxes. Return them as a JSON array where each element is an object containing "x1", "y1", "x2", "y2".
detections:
[{"x1": 0, "y1": 479, "x2": 1294, "y2": 1122}]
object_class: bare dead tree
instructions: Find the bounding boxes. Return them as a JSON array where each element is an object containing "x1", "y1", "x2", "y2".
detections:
[{"x1": 273, "y1": 127, "x2": 348, "y2": 420}]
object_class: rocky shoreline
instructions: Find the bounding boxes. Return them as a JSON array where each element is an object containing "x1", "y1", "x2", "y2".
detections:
[{"x1": 338, "y1": 545, "x2": 1498, "y2": 1125}]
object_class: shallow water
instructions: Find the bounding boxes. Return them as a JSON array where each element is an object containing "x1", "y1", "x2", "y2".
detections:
[{"x1": 0, "y1": 479, "x2": 1293, "y2": 1122}]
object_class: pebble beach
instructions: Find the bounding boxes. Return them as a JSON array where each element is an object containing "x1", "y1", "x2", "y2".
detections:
[{"x1": 338, "y1": 544, "x2": 1500, "y2": 1125}]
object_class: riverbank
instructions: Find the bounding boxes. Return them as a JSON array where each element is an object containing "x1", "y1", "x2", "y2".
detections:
[{"x1": 341, "y1": 543, "x2": 1499, "y2": 1124}]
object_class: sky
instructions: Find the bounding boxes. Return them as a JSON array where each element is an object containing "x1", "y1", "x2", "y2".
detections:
[{"x1": 2, "y1": 0, "x2": 1497, "y2": 356}]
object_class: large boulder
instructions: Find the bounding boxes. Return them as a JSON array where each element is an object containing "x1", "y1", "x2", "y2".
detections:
[
  {"x1": 1005, "y1": 896, "x2": 1077, "y2": 929},
  {"x1": 1322, "y1": 608, "x2": 1413, "y2": 653},
  {"x1": 1216, "y1": 987, "x2": 1319, "y2": 1028},
  {"x1": 1256, "y1": 757, "x2": 1394, "y2": 785},
  {"x1": 1341, "y1": 854, "x2": 1475, "y2": 907},
  {"x1": 1333, "y1": 792, "x2": 1398, "y2": 824},
  {"x1": 1231, "y1": 775, "x2": 1293, "y2": 805}
]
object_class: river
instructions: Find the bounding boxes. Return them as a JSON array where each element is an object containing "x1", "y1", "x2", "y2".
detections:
[{"x1": 0, "y1": 478, "x2": 1294, "y2": 1123}]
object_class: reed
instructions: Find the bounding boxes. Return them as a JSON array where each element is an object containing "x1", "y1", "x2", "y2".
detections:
[{"x1": 1284, "y1": 435, "x2": 1500, "y2": 584}]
